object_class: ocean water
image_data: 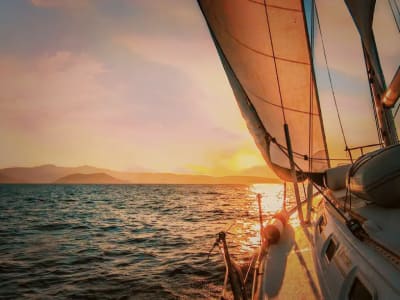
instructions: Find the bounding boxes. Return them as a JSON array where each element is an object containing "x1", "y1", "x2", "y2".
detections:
[{"x1": 0, "y1": 184, "x2": 290, "y2": 299}]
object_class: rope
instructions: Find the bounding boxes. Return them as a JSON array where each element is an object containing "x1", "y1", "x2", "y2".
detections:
[
  {"x1": 243, "y1": 253, "x2": 256, "y2": 285},
  {"x1": 272, "y1": 138, "x2": 349, "y2": 220},
  {"x1": 276, "y1": 140, "x2": 351, "y2": 161},
  {"x1": 308, "y1": 0, "x2": 315, "y2": 173},
  {"x1": 257, "y1": 194, "x2": 264, "y2": 246},
  {"x1": 394, "y1": 103, "x2": 400, "y2": 118},
  {"x1": 314, "y1": 4, "x2": 349, "y2": 151},
  {"x1": 283, "y1": 182, "x2": 287, "y2": 210},
  {"x1": 389, "y1": 0, "x2": 400, "y2": 32},
  {"x1": 361, "y1": 46, "x2": 383, "y2": 145},
  {"x1": 263, "y1": 0, "x2": 286, "y2": 123}
]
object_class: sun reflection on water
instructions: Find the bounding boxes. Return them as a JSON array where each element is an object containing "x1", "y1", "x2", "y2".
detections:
[
  {"x1": 249, "y1": 183, "x2": 284, "y2": 215},
  {"x1": 228, "y1": 183, "x2": 286, "y2": 264}
]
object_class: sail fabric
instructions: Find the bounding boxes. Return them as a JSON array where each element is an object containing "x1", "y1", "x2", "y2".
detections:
[
  {"x1": 198, "y1": 0, "x2": 329, "y2": 180},
  {"x1": 211, "y1": 32, "x2": 305, "y2": 181}
]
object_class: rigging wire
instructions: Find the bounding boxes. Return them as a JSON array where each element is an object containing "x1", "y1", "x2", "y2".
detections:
[
  {"x1": 272, "y1": 139, "x2": 348, "y2": 220},
  {"x1": 278, "y1": 142, "x2": 351, "y2": 161},
  {"x1": 283, "y1": 182, "x2": 287, "y2": 210},
  {"x1": 243, "y1": 253, "x2": 256, "y2": 285},
  {"x1": 394, "y1": 102, "x2": 400, "y2": 119},
  {"x1": 388, "y1": 0, "x2": 400, "y2": 32},
  {"x1": 262, "y1": 0, "x2": 287, "y2": 123},
  {"x1": 361, "y1": 46, "x2": 384, "y2": 145},
  {"x1": 314, "y1": 3, "x2": 350, "y2": 152},
  {"x1": 308, "y1": 0, "x2": 315, "y2": 174},
  {"x1": 262, "y1": 1, "x2": 352, "y2": 166}
]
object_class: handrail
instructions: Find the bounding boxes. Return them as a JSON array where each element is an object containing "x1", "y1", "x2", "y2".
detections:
[{"x1": 345, "y1": 142, "x2": 383, "y2": 157}]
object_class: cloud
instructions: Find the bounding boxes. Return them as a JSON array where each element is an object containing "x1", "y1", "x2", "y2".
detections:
[
  {"x1": 0, "y1": 51, "x2": 109, "y2": 131},
  {"x1": 0, "y1": 49, "x2": 254, "y2": 172},
  {"x1": 0, "y1": 50, "x2": 140, "y2": 169},
  {"x1": 0, "y1": 0, "x2": 264, "y2": 173},
  {"x1": 114, "y1": 32, "x2": 249, "y2": 135}
]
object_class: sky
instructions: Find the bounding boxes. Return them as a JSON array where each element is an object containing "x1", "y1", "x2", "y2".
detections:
[
  {"x1": 0, "y1": 0, "x2": 398, "y2": 176},
  {"x1": 0, "y1": 0, "x2": 273, "y2": 176}
]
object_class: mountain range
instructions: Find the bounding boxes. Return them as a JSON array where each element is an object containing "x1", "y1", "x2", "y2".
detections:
[{"x1": 0, "y1": 164, "x2": 280, "y2": 184}]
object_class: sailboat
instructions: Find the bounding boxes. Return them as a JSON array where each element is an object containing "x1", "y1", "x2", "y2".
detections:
[{"x1": 198, "y1": 0, "x2": 400, "y2": 299}]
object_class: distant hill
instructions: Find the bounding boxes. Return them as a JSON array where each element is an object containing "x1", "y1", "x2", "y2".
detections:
[
  {"x1": 239, "y1": 165, "x2": 277, "y2": 178},
  {"x1": 0, "y1": 173, "x2": 22, "y2": 183},
  {"x1": 54, "y1": 173, "x2": 126, "y2": 184},
  {"x1": 0, "y1": 164, "x2": 280, "y2": 184},
  {"x1": 108, "y1": 173, "x2": 279, "y2": 184},
  {"x1": 0, "y1": 164, "x2": 108, "y2": 183}
]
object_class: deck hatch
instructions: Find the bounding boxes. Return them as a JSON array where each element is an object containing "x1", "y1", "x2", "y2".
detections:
[{"x1": 348, "y1": 277, "x2": 372, "y2": 300}]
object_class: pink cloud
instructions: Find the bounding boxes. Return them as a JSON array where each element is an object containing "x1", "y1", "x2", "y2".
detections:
[{"x1": 0, "y1": 51, "x2": 111, "y2": 130}]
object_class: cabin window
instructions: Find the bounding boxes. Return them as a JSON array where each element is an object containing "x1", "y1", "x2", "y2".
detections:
[
  {"x1": 318, "y1": 215, "x2": 326, "y2": 234},
  {"x1": 348, "y1": 277, "x2": 372, "y2": 300},
  {"x1": 325, "y1": 238, "x2": 337, "y2": 262}
]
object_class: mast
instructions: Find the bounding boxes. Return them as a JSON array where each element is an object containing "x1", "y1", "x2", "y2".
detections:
[
  {"x1": 363, "y1": 46, "x2": 397, "y2": 147},
  {"x1": 345, "y1": 0, "x2": 398, "y2": 146},
  {"x1": 284, "y1": 124, "x2": 304, "y2": 223}
]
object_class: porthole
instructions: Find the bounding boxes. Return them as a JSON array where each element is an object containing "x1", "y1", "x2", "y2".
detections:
[
  {"x1": 325, "y1": 238, "x2": 337, "y2": 262},
  {"x1": 348, "y1": 277, "x2": 372, "y2": 300}
]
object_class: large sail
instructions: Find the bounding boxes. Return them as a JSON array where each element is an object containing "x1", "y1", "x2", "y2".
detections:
[{"x1": 198, "y1": 0, "x2": 329, "y2": 181}]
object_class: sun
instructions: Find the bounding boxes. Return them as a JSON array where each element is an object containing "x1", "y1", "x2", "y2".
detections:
[
  {"x1": 232, "y1": 153, "x2": 263, "y2": 170},
  {"x1": 227, "y1": 147, "x2": 265, "y2": 172}
]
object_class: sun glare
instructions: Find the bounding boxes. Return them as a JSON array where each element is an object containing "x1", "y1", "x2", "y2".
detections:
[
  {"x1": 233, "y1": 153, "x2": 263, "y2": 170},
  {"x1": 230, "y1": 183, "x2": 286, "y2": 261},
  {"x1": 250, "y1": 184, "x2": 284, "y2": 214}
]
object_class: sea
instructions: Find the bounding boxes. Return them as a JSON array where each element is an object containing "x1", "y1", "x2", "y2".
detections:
[{"x1": 0, "y1": 183, "x2": 295, "y2": 299}]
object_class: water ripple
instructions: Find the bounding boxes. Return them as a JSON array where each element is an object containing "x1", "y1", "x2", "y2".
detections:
[{"x1": 0, "y1": 183, "x2": 290, "y2": 299}]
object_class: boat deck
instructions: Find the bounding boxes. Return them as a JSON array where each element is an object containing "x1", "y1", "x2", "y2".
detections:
[
  {"x1": 254, "y1": 191, "x2": 400, "y2": 300},
  {"x1": 327, "y1": 189, "x2": 400, "y2": 256},
  {"x1": 256, "y1": 207, "x2": 322, "y2": 300}
]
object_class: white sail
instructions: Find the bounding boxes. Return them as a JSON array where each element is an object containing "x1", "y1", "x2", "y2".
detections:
[{"x1": 198, "y1": 0, "x2": 329, "y2": 181}]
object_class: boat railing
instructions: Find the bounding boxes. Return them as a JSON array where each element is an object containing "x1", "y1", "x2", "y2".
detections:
[{"x1": 345, "y1": 142, "x2": 383, "y2": 161}]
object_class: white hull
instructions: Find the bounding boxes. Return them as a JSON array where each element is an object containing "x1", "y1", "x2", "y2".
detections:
[{"x1": 253, "y1": 193, "x2": 400, "y2": 299}]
